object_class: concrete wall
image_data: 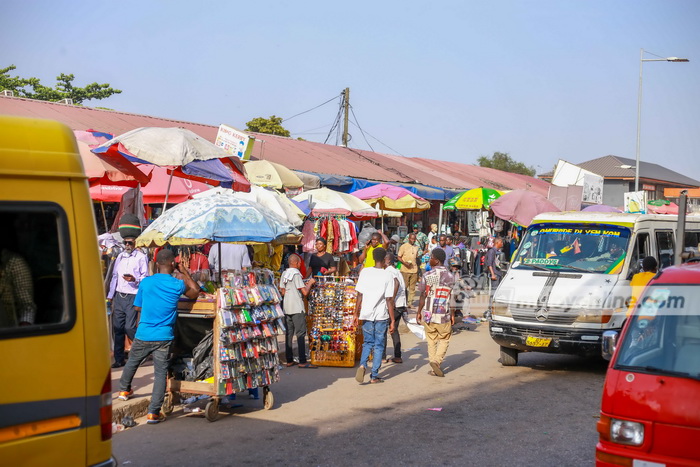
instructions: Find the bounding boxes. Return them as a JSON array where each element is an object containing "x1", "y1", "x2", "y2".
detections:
[{"x1": 602, "y1": 180, "x2": 631, "y2": 207}]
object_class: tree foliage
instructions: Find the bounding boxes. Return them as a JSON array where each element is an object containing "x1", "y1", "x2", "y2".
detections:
[
  {"x1": 0, "y1": 65, "x2": 121, "y2": 104},
  {"x1": 477, "y1": 151, "x2": 535, "y2": 177},
  {"x1": 245, "y1": 115, "x2": 290, "y2": 137}
]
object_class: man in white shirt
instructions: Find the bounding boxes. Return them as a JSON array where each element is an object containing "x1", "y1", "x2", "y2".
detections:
[
  {"x1": 353, "y1": 247, "x2": 395, "y2": 384},
  {"x1": 208, "y1": 243, "x2": 251, "y2": 279},
  {"x1": 383, "y1": 252, "x2": 406, "y2": 364}
]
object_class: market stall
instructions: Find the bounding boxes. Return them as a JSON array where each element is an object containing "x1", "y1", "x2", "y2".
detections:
[
  {"x1": 306, "y1": 276, "x2": 361, "y2": 367},
  {"x1": 137, "y1": 188, "x2": 300, "y2": 421}
]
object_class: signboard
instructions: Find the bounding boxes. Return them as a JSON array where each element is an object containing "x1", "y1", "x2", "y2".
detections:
[
  {"x1": 582, "y1": 173, "x2": 604, "y2": 204},
  {"x1": 215, "y1": 124, "x2": 254, "y2": 160},
  {"x1": 551, "y1": 159, "x2": 604, "y2": 205},
  {"x1": 642, "y1": 184, "x2": 656, "y2": 191},
  {"x1": 624, "y1": 191, "x2": 647, "y2": 214}
]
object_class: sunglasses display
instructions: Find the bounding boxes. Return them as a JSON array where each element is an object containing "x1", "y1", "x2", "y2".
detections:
[{"x1": 307, "y1": 276, "x2": 360, "y2": 367}]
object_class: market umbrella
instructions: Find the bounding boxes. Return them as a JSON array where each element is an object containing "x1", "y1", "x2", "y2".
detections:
[
  {"x1": 74, "y1": 130, "x2": 150, "y2": 187},
  {"x1": 647, "y1": 202, "x2": 679, "y2": 215},
  {"x1": 442, "y1": 187, "x2": 503, "y2": 210},
  {"x1": 90, "y1": 164, "x2": 211, "y2": 203},
  {"x1": 136, "y1": 188, "x2": 299, "y2": 247},
  {"x1": 92, "y1": 127, "x2": 250, "y2": 192},
  {"x1": 243, "y1": 160, "x2": 304, "y2": 190},
  {"x1": 489, "y1": 189, "x2": 560, "y2": 226},
  {"x1": 350, "y1": 183, "x2": 430, "y2": 213},
  {"x1": 237, "y1": 185, "x2": 305, "y2": 227},
  {"x1": 582, "y1": 204, "x2": 623, "y2": 213},
  {"x1": 292, "y1": 187, "x2": 378, "y2": 219}
]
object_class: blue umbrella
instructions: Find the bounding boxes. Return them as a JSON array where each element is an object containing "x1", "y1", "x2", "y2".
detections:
[{"x1": 137, "y1": 189, "x2": 299, "y2": 246}]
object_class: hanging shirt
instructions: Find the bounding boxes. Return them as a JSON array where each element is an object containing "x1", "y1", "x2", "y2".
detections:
[{"x1": 301, "y1": 221, "x2": 317, "y2": 253}]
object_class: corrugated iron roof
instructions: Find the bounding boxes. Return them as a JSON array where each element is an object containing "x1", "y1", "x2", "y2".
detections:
[
  {"x1": 0, "y1": 96, "x2": 550, "y2": 194},
  {"x1": 539, "y1": 155, "x2": 700, "y2": 187}
]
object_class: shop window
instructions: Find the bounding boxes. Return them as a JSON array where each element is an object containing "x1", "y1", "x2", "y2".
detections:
[
  {"x1": 627, "y1": 232, "x2": 650, "y2": 279},
  {"x1": 655, "y1": 230, "x2": 675, "y2": 270},
  {"x1": 0, "y1": 203, "x2": 74, "y2": 338}
]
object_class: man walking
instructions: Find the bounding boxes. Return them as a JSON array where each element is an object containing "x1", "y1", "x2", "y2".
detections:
[
  {"x1": 383, "y1": 252, "x2": 406, "y2": 364},
  {"x1": 354, "y1": 247, "x2": 395, "y2": 384},
  {"x1": 118, "y1": 249, "x2": 199, "y2": 424},
  {"x1": 280, "y1": 254, "x2": 316, "y2": 368},
  {"x1": 107, "y1": 214, "x2": 149, "y2": 368},
  {"x1": 416, "y1": 248, "x2": 455, "y2": 377},
  {"x1": 398, "y1": 232, "x2": 420, "y2": 308},
  {"x1": 485, "y1": 237, "x2": 505, "y2": 289},
  {"x1": 436, "y1": 234, "x2": 455, "y2": 267}
]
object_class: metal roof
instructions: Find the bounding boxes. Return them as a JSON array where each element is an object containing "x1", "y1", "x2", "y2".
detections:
[
  {"x1": 540, "y1": 155, "x2": 700, "y2": 187},
  {"x1": 0, "y1": 96, "x2": 549, "y2": 194}
]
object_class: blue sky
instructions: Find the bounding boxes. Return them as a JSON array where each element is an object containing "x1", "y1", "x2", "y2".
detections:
[{"x1": 2, "y1": 0, "x2": 698, "y2": 178}]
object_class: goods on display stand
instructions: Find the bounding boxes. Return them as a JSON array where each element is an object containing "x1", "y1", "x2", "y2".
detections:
[
  {"x1": 300, "y1": 216, "x2": 359, "y2": 254},
  {"x1": 307, "y1": 276, "x2": 360, "y2": 367},
  {"x1": 165, "y1": 268, "x2": 282, "y2": 421}
]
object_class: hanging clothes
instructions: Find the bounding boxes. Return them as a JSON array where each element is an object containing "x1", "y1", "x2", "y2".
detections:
[{"x1": 301, "y1": 221, "x2": 317, "y2": 253}]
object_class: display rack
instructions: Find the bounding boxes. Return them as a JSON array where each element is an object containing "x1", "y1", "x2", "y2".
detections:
[
  {"x1": 307, "y1": 276, "x2": 360, "y2": 367},
  {"x1": 164, "y1": 268, "x2": 283, "y2": 422}
]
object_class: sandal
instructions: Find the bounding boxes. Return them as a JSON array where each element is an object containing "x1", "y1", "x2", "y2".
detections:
[
  {"x1": 298, "y1": 363, "x2": 317, "y2": 368},
  {"x1": 284, "y1": 362, "x2": 298, "y2": 367},
  {"x1": 370, "y1": 377, "x2": 384, "y2": 383}
]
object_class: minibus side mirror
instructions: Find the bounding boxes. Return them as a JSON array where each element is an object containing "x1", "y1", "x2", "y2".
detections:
[{"x1": 602, "y1": 330, "x2": 619, "y2": 361}]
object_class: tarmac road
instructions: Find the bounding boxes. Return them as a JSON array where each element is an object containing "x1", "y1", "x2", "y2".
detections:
[{"x1": 113, "y1": 316, "x2": 608, "y2": 466}]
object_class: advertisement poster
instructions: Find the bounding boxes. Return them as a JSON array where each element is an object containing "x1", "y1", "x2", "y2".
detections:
[
  {"x1": 624, "y1": 191, "x2": 647, "y2": 214},
  {"x1": 215, "y1": 124, "x2": 254, "y2": 160}
]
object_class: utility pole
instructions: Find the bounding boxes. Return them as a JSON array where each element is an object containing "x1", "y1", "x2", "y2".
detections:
[{"x1": 342, "y1": 87, "x2": 350, "y2": 147}]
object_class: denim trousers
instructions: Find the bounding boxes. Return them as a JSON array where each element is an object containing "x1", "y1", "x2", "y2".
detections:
[
  {"x1": 360, "y1": 319, "x2": 389, "y2": 380},
  {"x1": 112, "y1": 292, "x2": 138, "y2": 364},
  {"x1": 285, "y1": 313, "x2": 307, "y2": 364},
  {"x1": 119, "y1": 338, "x2": 172, "y2": 414}
]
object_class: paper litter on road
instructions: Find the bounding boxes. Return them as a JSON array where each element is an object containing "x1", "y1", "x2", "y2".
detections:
[{"x1": 427, "y1": 408, "x2": 443, "y2": 411}]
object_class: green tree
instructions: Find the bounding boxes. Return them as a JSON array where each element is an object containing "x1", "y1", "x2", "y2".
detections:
[
  {"x1": 245, "y1": 115, "x2": 290, "y2": 137},
  {"x1": 477, "y1": 151, "x2": 535, "y2": 177},
  {"x1": 0, "y1": 65, "x2": 121, "y2": 104}
]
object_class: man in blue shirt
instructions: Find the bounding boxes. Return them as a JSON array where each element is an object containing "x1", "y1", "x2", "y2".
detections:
[{"x1": 117, "y1": 249, "x2": 199, "y2": 424}]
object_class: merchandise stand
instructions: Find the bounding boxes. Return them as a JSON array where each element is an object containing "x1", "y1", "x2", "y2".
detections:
[
  {"x1": 307, "y1": 276, "x2": 361, "y2": 367},
  {"x1": 164, "y1": 268, "x2": 284, "y2": 422}
]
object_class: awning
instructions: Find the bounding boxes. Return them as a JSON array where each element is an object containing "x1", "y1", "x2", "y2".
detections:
[{"x1": 296, "y1": 171, "x2": 355, "y2": 190}]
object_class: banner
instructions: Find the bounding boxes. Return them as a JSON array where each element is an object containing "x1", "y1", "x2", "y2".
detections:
[
  {"x1": 215, "y1": 124, "x2": 254, "y2": 160},
  {"x1": 624, "y1": 191, "x2": 647, "y2": 214}
]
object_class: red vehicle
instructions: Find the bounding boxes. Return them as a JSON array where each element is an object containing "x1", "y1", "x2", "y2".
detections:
[{"x1": 596, "y1": 262, "x2": 700, "y2": 466}]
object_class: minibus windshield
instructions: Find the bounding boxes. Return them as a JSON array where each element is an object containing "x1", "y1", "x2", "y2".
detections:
[
  {"x1": 615, "y1": 284, "x2": 700, "y2": 380},
  {"x1": 511, "y1": 223, "x2": 631, "y2": 274}
]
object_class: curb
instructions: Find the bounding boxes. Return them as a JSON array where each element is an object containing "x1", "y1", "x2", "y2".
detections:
[{"x1": 113, "y1": 397, "x2": 151, "y2": 423}]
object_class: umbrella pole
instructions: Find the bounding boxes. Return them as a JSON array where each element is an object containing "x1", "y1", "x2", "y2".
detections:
[
  {"x1": 162, "y1": 170, "x2": 175, "y2": 214},
  {"x1": 217, "y1": 242, "x2": 222, "y2": 287},
  {"x1": 100, "y1": 201, "x2": 108, "y2": 232},
  {"x1": 438, "y1": 203, "x2": 444, "y2": 235}
]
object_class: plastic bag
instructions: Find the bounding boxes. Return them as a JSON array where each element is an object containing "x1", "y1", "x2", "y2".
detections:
[
  {"x1": 357, "y1": 223, "x2": 377, "y2": 248},
  {"x1": 406, "y1": 318, "x2": 426, "y2": 340},
  {"x1": 190, "y1": 330, "x2": 213, "y2": 381}
]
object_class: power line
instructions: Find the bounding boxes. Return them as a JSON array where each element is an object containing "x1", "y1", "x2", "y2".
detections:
[
  {"x1": 324, "y1": 95, "x2": 345, "y2": 144},
  {"x1": 282, "y1": 94, "x2": 341, "y2": 123},
  {"x1": 348, "y1": 119, "x2": 405, "y2": 157},
  {"x1": 348, "y1": 105, "x2": 375, "y2": 152}
]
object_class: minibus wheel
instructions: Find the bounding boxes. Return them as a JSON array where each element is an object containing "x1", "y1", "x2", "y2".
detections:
[{"x1": 500, "y1": 346, "x2": 519, "y2": 366}]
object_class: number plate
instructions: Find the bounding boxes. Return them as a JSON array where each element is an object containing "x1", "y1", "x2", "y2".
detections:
[{"x1": 526, "y1": 336, "x2": 552, "y2": 347}]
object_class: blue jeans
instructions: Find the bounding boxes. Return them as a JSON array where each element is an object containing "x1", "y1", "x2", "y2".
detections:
[
  {"x1": 119, "y1": 338, "x2": 172, "y2": 414},
  {"x1": 360, "y1": 319, "x2": 389, "y2": 380}
]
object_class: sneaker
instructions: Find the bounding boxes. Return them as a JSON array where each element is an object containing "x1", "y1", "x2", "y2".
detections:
[
  {"x1": 147, "y1": 412, "x2": 166, "y2": 424},
  {"x1": 117, "y1": 390, "x2": 133, "y2": 401}
]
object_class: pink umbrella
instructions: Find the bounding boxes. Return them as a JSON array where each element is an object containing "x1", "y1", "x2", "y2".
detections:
[
  {"x1": 582, "y1": 204, "x2": 623, "y2": 213},
  {"x1": 350, "y1": 183, "x2": 430, "y2": 213},
  {"x1": 74, "y1": 130, "x2": 149, "y2": 187},
  {"x1": 647, "y1": 202, "x2": 679, "y2": 215},
  {"x1": 489, "y1": 189, "x2": 560, "y2": 226}
]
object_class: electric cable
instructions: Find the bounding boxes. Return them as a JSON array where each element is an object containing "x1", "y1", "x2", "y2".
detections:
[{"x1": 282, "y1": 94, "x2": 341, "y2": 123}]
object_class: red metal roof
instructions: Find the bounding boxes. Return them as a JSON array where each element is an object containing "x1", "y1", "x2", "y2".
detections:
[{"x1": 0, "y1": 96, "x2": 549, "y2": 195}]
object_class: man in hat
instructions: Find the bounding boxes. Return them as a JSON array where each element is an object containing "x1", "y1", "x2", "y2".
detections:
[
  {"x1": 107, "y1": 214, "x2": 149, "y2": 368},
  {"x1": 404, "y1": 223, "x2": 428, "y2": 252}
]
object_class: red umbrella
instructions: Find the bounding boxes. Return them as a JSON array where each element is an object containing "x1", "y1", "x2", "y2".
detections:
[
  {"x1": 90, "y1": 165, "x2": 211, "y2": 203},
  {"x1": 489, "y1": 189, "x2": 560, "y2": 226},
  {"x1": 74, "y1": 130, "x2": 150, "y2": 187}
]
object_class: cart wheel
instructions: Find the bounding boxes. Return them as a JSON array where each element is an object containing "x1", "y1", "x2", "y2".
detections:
[
  {"x1": 263, "y1": 387, "x2": 274, "y2": 410},
  {"x1": 162, "y1": 392, "x2": 174, "y2": 416},
  {"x1": 205, "y1": 399, "x2": 219, "y2": 422}
]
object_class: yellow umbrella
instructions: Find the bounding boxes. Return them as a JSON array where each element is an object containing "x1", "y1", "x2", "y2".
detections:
[{"x1": 243, "y1": 160, "x2": 304, "y2": 190}]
